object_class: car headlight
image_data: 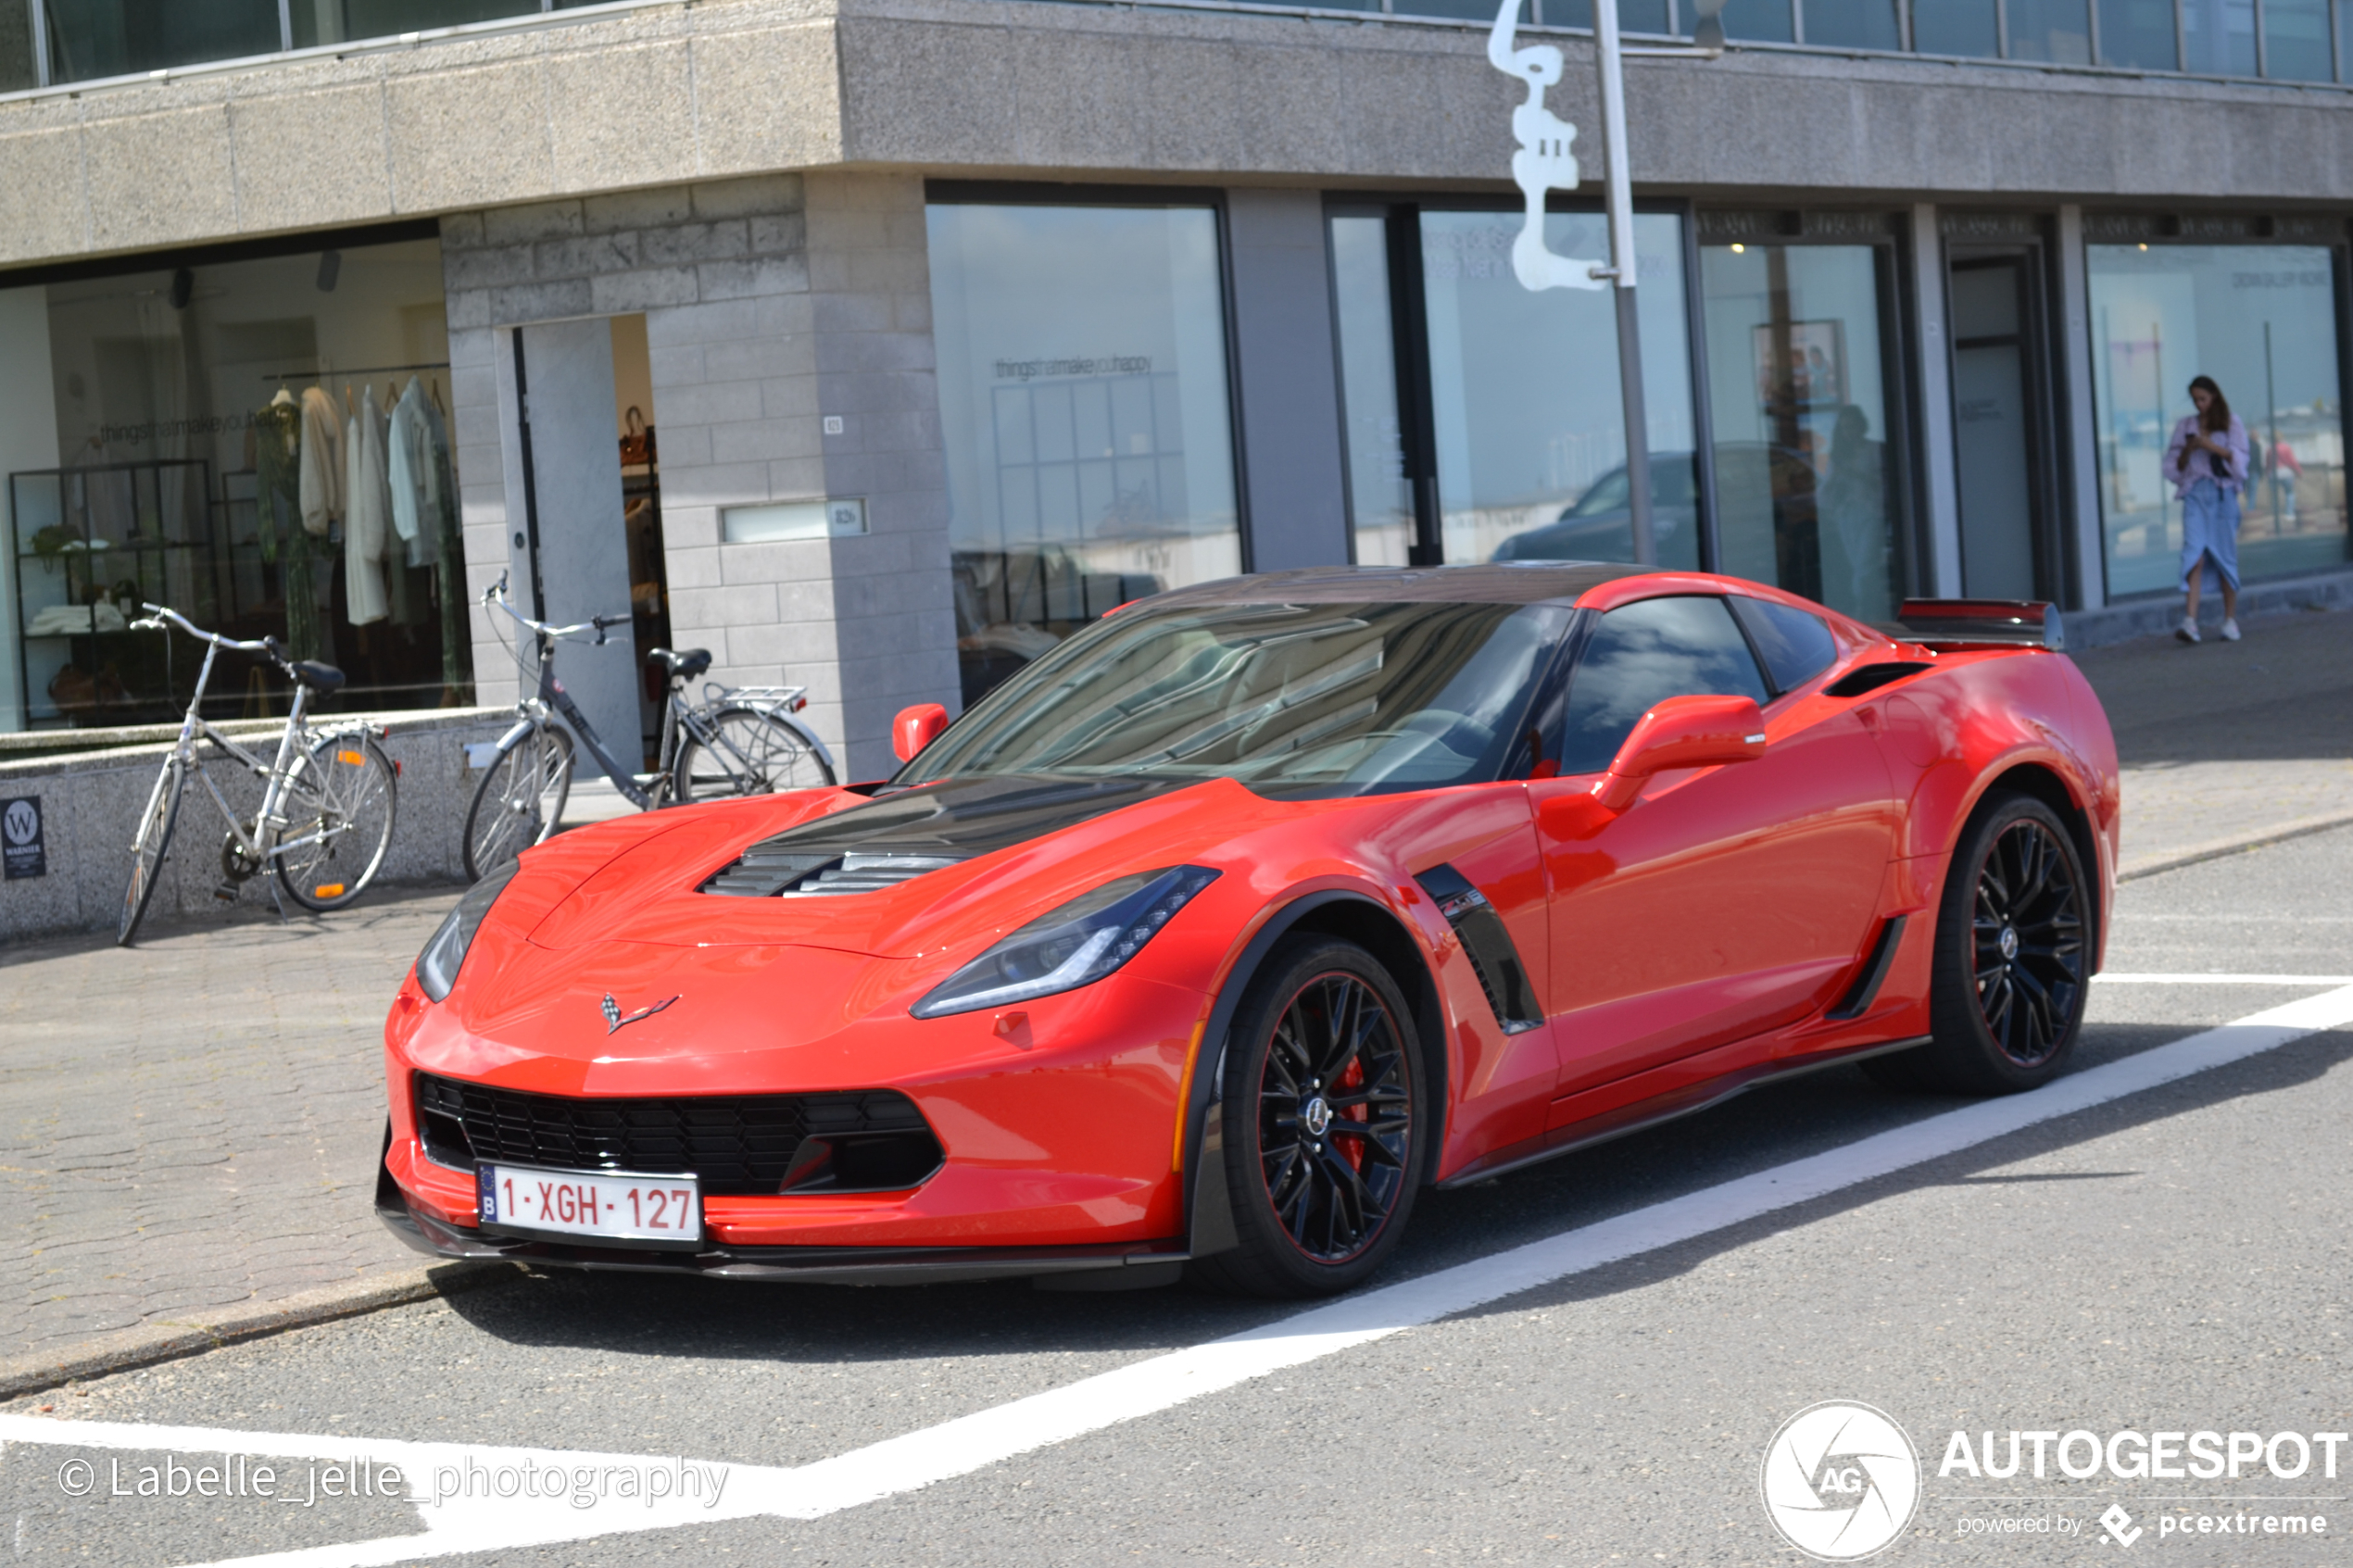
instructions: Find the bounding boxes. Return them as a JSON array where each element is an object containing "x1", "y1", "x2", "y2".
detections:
[
  {"x1": 415, "y1": 861, "x2": 520, "y2": 1002},
  {"x1": 910, "y1": 865, "x2": 1219, "y2": 1019}
]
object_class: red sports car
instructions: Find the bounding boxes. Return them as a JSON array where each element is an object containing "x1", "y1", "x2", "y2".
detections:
[{"x1": 377, "y1": 565, "x2": 2119, "y2": 1298}]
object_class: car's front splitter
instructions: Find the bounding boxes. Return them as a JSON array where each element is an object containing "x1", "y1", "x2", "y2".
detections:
[{"x1": 374, "y1": 1169, "x2": 1189, "y2": 1286}]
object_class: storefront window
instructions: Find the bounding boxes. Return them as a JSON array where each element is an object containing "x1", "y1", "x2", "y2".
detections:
[
  {"x1": 1698, "y1": 242, "x2": 1903, "y2": 622},
  {"x1": 2087, "y1": 244, "x2": 2347, "y2": 597},
  {"x1": 1329, "y1": 217, "x2": 1415, "y2": 568},
  {"x1": 1418, "y1": 210, "x2": 1697, "y2": 569},
  {"x1": 6, "y1": 237, "x2": 469, "y2": 728},
  {"x1": 927, "y1": 202, "x2": 1242, "y2": 708}
]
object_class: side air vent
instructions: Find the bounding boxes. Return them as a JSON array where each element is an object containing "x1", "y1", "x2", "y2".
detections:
[
  {"x1": 1826, "y1": 661, "x2": 1932, "y2": 698},
  {"x1": 1415, "y1": 864, "x2": 1545, "y2": 1035},
  {"x1": 701, "y1": 850, "x2": 963, "y2": 897}
]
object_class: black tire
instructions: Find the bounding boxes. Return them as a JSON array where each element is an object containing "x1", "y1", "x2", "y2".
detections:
[
  {"x1": 673, "y1": 707, "x2": 835, "y2": 801},
  {"x1": 118, "y1": 759, "x2": 185, "y2": 947},
  {"x1": 1189, "y1": 937, "x2": 1425, "y2": 1298},
  {"x1": 1911, "y1": 794, "x2": 2092, "y2": 1095},
  {"x1": 463, "y1": 725, "x2": 573, "y2": 883},
  {"x1": 274, "y1": 734, "x2": 399, "y2": 912}
]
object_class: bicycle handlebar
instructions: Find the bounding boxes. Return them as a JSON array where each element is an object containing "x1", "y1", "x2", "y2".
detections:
[
  {"x1": 482, "y1": 574, "x2": 627, "y2": 645},
  {"x1": 138, "y1": 603, "x2": 278, "y2": 656}
]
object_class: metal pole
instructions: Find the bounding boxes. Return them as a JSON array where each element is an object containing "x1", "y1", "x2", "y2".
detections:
[{"x1": 1593, "y1": 0, "x2": 1657, "y2": 565}]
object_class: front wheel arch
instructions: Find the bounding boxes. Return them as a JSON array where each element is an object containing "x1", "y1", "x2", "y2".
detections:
[
  {"x1": 1181, "y1": 891, "x2": 1450, "y2": 1261},
  {"x1": 1948, "y1": 762, "x2": 2104, "y2": 972}
]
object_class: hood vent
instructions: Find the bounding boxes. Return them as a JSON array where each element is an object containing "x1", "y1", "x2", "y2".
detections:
[
  {"x1": 702, "y1": 850, "x2": 963, "y2": 898},
  {"x1": 698, "y1": 773, "x2": 1183, "y2": 897}
]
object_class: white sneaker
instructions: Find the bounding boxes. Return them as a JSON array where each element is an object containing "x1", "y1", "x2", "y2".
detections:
[
  {"x1": 2220, "y1": 617, "x2": 2241, "y2": 642},
  {"x1": 2176, "y1": 617, "x2": 2201, "y2": 645}
]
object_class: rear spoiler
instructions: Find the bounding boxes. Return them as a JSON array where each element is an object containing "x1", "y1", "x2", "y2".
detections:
[{"x1": 1882, "y1": 598, "x2": 2065, "y2": 651}]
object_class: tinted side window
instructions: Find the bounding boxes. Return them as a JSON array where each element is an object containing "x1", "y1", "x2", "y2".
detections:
[
  {"x1": 1729, "y1": 596, "x2": 1839, "y2": 695},
  {"x1": 1557, "y1": 596, "x2": 1769, "y2": 774}
]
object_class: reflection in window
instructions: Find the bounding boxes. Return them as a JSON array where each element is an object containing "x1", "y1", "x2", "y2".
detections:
[
  {"x1": 1914, "y1": 0, "x2": 2000, "y2": 53},
  {"x1": 2088, "y1": 245, "x2": 2347, "y2": 596},
  {"x1": 41, "y1": 0, "x2": 279, "y2": 83},
  {"x1": 291, "y1": 0, "x2": 541, "y2": 48},
  {"x1": 2007, "y1": 0, "x2": 2093, "y2": 59},
  {"x1": 1417, "y1": 210, "x2": 1696, "y2": 570},
  {"x1": 1330, "y1": 218, "x2": 1414, "y2": 569},
  {"x1": 2099, "y1": 0, "x2": 2180, "y2": 67},
  {"x1": 1547, "y1": 0, "x2": 1672, "y2": 31},
  {"x1": 1717, "y1": 0, "x2": 1795, "y2": 39},
  {"x1": 1804, "y1": 0, "x2": 1901, "y2": 49},
  {"x1": 2264, "y1": 0, "x2": 2334, "y2": 78},
  {"x1": 2183, "y1": 0, "x2": 2259, "y2": 72},
  {"x1": 927, "y1": 204, "x2": 1241, "y2": 709},
  {"x1": 1699, "y1": 243, "x2": 1902, "y2": 622},
  {"x1": 1556, "y1": 596, "x2": 1768, "y2": 774}
]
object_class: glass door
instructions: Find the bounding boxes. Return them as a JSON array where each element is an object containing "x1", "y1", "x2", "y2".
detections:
[{"x1": 1948, "y1": 246, "x2": 2060, "y2": 601}]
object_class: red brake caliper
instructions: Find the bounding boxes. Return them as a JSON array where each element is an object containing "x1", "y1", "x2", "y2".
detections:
[{"x1": 1336, "y1": 1055, "x2": 1367, "y2": 1173}]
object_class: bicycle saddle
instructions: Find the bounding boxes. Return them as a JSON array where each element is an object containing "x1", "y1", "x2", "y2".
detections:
[
  {"x1": 288, "y1": 660, "x2": 346, "y2": 693},
  {"x1": 647, "y1": 647, "x2": 712, "y2": 681}
]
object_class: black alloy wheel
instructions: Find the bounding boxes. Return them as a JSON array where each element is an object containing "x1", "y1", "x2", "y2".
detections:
[
  {"x1": 1969, "y1": 813, "x2": 2085, "y2": 1067},
  {"x1": 1193, "y1": 937, "x2": 1423, "y2": 1298},
  {"x1": 1897, "y1": 793, "x2": 2091, "y2": 1096}
]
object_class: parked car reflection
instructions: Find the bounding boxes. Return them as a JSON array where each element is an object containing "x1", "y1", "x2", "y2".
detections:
[
  {"x1": 953, "y1": 546, "x2": 1164, "y2": 708},
  {"x1": 1491, "y1": 445, "x2": 1823, "y2": 603}
]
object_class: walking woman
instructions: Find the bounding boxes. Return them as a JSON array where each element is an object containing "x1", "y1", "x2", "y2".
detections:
[{"x1": 2161, "y1": 375, "x2": 2249, "y2": 644}]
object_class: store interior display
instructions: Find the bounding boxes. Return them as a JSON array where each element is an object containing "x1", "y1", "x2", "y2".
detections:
[{"x1": 6, "y1": 237, "x2": 472, "y2": 727}]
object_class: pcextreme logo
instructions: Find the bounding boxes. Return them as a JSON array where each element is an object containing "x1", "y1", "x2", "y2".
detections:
[{"x1": 1760, "y1": 1401, "x2": 1923, "y2": 1561}]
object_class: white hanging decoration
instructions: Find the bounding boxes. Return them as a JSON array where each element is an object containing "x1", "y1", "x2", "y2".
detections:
[{"x1": 1487, "y1": 0, "x2": 1610, "y2": 293}]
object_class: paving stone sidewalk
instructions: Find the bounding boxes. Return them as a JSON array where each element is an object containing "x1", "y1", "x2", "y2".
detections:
[
  {"x1": 2071, "y1": 604, "x2": 2353, "y2": 875},
  {"x1": 0, "y1": 601, "x2": 2345, "y2": 1384}
]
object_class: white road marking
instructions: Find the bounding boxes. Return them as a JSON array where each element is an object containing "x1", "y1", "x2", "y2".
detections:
[
  {"x1": 2095, "y1": 972, "x2": 2353, "y2": 985},
  {"x1": 6, "y1": 984, "x2": 2353, "y2": 1568}
]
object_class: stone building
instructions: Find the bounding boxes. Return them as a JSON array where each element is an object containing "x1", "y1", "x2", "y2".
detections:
[{"x1": 3, "y1": 0, "x2": 2349, "y2": 768}]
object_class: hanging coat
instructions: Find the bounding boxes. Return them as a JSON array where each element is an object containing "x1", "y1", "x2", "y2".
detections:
[
  {"x1": 345, "y1": 388, "x2": 393, "y2": 626},
  {"x1": 386, "y1": 377, "x2": 443, "y2": 570},
  {"x1": 297, "y1": 386, "x2": 343, "y2": 537}
]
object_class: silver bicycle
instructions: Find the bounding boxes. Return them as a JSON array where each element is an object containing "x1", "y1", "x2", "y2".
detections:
[
  {"x1": 461, "y1": 574, "x2": 837, "y2": 881},
  {"x1": 119, "y1": 606, "x2": 399, "y2": 947}
]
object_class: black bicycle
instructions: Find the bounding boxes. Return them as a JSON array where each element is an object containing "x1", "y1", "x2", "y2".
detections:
[{"x1": 461, "y1": 574, "x2": 836, "y2": 881}]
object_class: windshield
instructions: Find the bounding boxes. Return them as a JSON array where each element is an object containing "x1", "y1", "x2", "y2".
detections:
[{"x1": 896, "y1": 598, "x2": 1572, "y2": 797}]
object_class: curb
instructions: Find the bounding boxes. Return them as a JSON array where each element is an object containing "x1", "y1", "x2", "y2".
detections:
[
  {"x1": 1, "y1": 1261, "x2": 513, "y2": 1402},
  {"x1": 2118, "y1": 809, "x2": 2353, "y2": 884}
]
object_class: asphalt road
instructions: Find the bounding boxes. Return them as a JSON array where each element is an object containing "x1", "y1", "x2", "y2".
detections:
[{"x1": 4, "y1": 826, "x2": 2349, "y2": 1567}]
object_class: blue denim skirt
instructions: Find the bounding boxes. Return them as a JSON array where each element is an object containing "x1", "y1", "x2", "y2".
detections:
[{"x1": 2181, "y1": 478, "x2": 2241, "y2": 591}]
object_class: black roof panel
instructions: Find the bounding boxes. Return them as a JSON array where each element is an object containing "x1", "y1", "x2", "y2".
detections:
[{"x1": 1144, "y1": 562, "x2": 1644, "y2": 609}]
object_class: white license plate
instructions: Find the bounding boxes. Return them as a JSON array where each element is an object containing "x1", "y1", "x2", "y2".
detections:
[{"x1": 477, "y1": 1163, "x2": 702, "y2": 1249}]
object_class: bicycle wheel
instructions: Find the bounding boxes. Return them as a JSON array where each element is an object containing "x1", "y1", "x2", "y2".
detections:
[
  {"x1": 672, "y1": 708, "x2": 835, "y2": 801},
  {"x1": 118, "y1": 758, "x2": 186, "y2": 947},
  {"x1": 463, "y1": 724, "x2": 573, "y2": 882},
  {"x1": 274, "y1": 733, "x2": 399, "y2": 912}
]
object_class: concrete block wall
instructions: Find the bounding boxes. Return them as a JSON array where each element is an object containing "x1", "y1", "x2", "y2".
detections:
[{"x1": 438, "y1": 171, "x2": 956, "y2": 780}]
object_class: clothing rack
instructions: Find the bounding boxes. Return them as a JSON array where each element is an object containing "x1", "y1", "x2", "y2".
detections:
[{"x1": 258, "y1": 360, "x2": 451, "y2": 383}]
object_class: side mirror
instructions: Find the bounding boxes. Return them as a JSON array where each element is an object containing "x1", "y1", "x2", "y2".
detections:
[
  {"x1": 893, "y1": 702, "x2": 950, "y2": 762},
  {"x1": 1592, "y1": 694, "x2": 1766, "y2": 811}
]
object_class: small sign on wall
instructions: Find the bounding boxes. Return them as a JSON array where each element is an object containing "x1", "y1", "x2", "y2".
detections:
[
  {"x1": 3, "y1": 797, "x2": 46, "y2": 880},
  {"x1": 723, "y1": 498, "x2": 868, "y2": 544}
]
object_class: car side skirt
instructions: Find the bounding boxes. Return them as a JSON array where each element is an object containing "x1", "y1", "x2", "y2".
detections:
[{"x1": 1433, "y1": 1034, "x2": 1931, "y2": 1189}]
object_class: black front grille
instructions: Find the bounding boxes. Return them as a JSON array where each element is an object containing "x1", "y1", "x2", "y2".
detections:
[{"x1": 414, "y1": 1074, "x2": 935, "y2": 1196}]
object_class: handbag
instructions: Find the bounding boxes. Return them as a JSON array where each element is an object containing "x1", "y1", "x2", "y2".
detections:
[{"x1": 620, "y1": 407, "x2": 654, "y2": 467}]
